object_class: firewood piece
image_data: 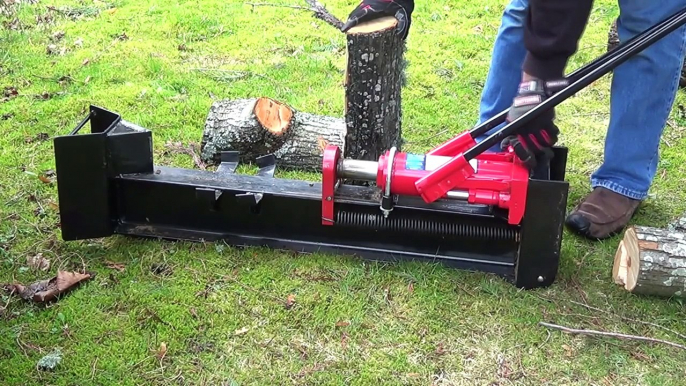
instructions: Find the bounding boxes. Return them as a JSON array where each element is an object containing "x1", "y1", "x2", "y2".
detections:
[
  {"x1": 613, "y1": 225, "x2": 686, "y2": 298},
  {"x1": 200, "y1": 97, "x2": 346, "y2": 171},
  {"x1": 344, "y1": 16, "x2": 405, "y2": 162}
]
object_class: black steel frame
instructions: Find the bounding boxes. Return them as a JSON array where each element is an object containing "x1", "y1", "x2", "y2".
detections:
[
  {"x1": 54, "y1": 106, "x2": 568, "y2": 289},
  {"x1": 52, "y1": 7, "x2": 686, "y2": 289}
]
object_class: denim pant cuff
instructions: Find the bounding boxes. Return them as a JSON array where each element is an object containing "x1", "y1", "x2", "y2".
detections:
[{"x1": 590, "y1": 178, "x2": 648, "y2": 201}]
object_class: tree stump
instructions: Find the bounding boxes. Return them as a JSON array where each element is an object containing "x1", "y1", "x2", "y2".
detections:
[
  {"x1": 344, "y1": 16, "x2": 405, "y2": 162},
  {"x1": 613, "y1": 225, "x2": 686, "y2": 298},
  {"x1": 607, "y1": 18, "x2": 686, "y2": 88},
  {"x1": 200, "y1": 97, "x2": 346, "y2": 171}
]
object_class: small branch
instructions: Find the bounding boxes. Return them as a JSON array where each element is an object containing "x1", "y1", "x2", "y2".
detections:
[
  {"x1": 246, "y1": 2, "x2": 311, "y2": 11},
  {"x1": 304, "y1": 0, "x2": 344, "y2": 29},
  {"x1": 245, "y1": 1, "x2": 344, "y2": 30},
  {"x1": 567, "y1": 299, "x2": 686, "y2": 341},
  {"x1": 539, "y1": 321, "x2": 686, "y2": 350},
  {"x1": 163, "y1": 141, "x2": 206, "y2": 170}
]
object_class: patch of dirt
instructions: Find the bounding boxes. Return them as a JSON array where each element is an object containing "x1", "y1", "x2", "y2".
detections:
[
  {"x1": 46, "y1": 4, "x2": 105, "y2": 20},
  {"x1": 1, "y1": 0, "x2": 38, "y2": 17},
  {"x1": 151, "y1": 263, "x2": 173, "y2": 277},
  {"x1": 186, "y1": 337, "x2": 215, "y2": 354},
  {"x1": 2, "y1": 17, "x2": 24, "y2": 30}
]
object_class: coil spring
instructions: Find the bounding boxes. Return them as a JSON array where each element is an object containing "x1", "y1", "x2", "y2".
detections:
[{"x1": 335, "y1": 211, "x2": 518, "y2": 241}]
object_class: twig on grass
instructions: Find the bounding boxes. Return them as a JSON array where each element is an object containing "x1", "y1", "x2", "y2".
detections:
[
  {"x1": 163, "y1": 141, "x2": 206, "y2": 170},
  {"x1": 539, "y1": 321, "x2": 686, "y2": 350},
  {"x1": 191, "y1": 68, "x2": 278, "y2": 84},
  {"x1": 246, "y1": 2, "x2": 314, "y2": 11},
  {"x1": 245, "y1": 1, "x2": 344, "y2": 30},
  {"x1": 567, "y1": 299, "x2": 686, "y2": 342}
]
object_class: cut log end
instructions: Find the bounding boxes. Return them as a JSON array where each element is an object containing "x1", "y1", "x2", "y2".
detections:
[
  {"x1": 613, "y1": 225, "x2": 686, "y2": 298},
  {"x1": 346, "y1": 16, "x2": 398, "y2": 35},
  {"x1": 254, "y1": 97, "x2": 293, "y2": 135},
  {"x1": 613, "y1": 228, "x2": 639, "y2": 291},
  {"x1": 200, "y1": 97, "x2": 346, "y2": 171}
]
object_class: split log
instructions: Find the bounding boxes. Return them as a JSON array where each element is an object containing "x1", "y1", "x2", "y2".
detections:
[
  {"x1": 613, "y1": 225, "x2": 686, "y2": 298},
  {"x1": 344, "y1": 16, "x2": 406, "y2": 162},
  {"x1": 200, "y1": 97, "x2": 346, "y2": 171}
]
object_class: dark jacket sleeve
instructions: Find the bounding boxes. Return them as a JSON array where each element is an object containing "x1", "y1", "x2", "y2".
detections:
[{"x1": 522, "y1": 0, "x2": 595, "y2": 80}]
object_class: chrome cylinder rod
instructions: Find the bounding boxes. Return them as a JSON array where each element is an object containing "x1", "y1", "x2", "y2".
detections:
[
  {"x1": 337, "y1": 159, "x2": 378, "y2": 180},
  {"x1": 336, "y1": 159, "x2": 471, "y2": 201}
]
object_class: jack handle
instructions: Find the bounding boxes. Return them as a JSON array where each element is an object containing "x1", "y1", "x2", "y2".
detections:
[
  {"x1": 416, "y1": 6, "x2": 686, "y2": 203},
  {"x1": 450, "y1": 6, "x2": 686, "y2": 162}
]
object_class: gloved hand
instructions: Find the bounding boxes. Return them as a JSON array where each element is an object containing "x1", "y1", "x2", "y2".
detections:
[
  {"x1": 500, "y1": 78, "x2": 568, "y2": 168},
  {"x1": 340, "y1": 0, "x2": 415, "y2": 40}
]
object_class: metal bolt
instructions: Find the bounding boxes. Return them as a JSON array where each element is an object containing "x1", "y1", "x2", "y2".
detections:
[
  {"x1": 326, "y1": 196, "x2": 332, "y2": 201},
  {"x1": 537, "y1": 276, "x2": 544, "y2": 283}
]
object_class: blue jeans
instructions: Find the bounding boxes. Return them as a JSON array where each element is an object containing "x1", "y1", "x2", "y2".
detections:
[{"x1": 477, "y1": 0, "x2": 686, "y2": 200}]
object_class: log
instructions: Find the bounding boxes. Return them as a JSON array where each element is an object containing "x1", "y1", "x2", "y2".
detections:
[
  {"x1": 613, "y1": 225, "x2": 686, "y2": 298},
  {"x1": 200, "y1": 97, "x2": 346, "y2": 171},
  {"x1": 344, "y1": 16, "x2": 406, "y2": 162}
]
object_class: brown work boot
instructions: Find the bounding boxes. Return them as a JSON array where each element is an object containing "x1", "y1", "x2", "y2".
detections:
[{"x1": 565, "y1": 187, "x2": 641, "y2": 240}]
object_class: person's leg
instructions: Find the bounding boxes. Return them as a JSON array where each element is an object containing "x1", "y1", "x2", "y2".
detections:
[
  {"x1": 475, "y1": 0, "x2": 528, "y2": 151},
  {"x1": 566, "y1": 0, "x2": 686, "y2": 240},
  {"x1": 476, "y1": 0, "x2": 593, "y2": 151}
]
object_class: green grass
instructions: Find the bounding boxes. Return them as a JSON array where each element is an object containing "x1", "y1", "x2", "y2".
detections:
[{"x1": 2, "y1": 0, "x2": 686, "y2": 384}]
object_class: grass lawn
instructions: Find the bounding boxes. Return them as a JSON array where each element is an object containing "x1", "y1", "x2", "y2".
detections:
[{"x1": 2, "y1": 0, "x2": 686, "y2": 384}]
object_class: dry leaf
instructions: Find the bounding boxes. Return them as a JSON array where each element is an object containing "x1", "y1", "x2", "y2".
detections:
[
  {"x1": 285, "y1": 294, "x2": 296, "y2": 309},
  {"x1": 27, "y1": 253, "x2": 50, "y2": 271},
  {"x1": 3, "y1": 87, "x2": 18, "y2": 98},
  {"x1": 82, "y1": 58, "x2": 90, "y2": 66},
  {"x1": 335, "y1": 320, "x2": 350, "y2": 327},
  {"x1": 189, "y1": 308, "x2": 198, "y2": 319},
  {"x1": 234, "y1": 327, "x2": 250, "y2": 336},
  {"x1": 156, "y1": 342, "x2": 167, "y2": 360},
  {"x1": 341, "y1": 332, "x2": 348, "y2": 349},
  {"x1": 105, "y1": 7, "x2": 117, "y2": 14},
  {"x1": 562, "y1": 344, "x2": 574, "y2": 357},
  {"x1": 317, "y1": 136, "x2": 328, "y2": 153},
  {"x1": 407, "y1": 282, "x2": 414, "y2": 293},
  {"x1": 84, "y1": 76, "x2": 91, "y2": 83},
  {"x1": 105, "y1": 261, "x2": 125, "y2": 272},
  {"x1": 52, "y1": 31, "x2": 65, "y2": 41},
  {"x1": 630, "y1": 351, "x2": 650, "y2": 361},
  {"x1": 38, "y1": 174, "x2": 53, "y2": 184},
  {"x1": 3, "y1": 270, "x2": 93, "y2": 303},
  {"x1": 383, "y1": 286, "x2": 392, "y2": 302}
]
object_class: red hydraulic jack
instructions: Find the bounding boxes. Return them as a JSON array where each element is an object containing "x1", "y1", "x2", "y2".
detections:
[{"x1": 322, "y1": 136, "x2": 531, "y2": 226}]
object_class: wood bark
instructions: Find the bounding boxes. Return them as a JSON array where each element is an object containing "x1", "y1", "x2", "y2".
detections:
[
  {"x1": 344, "y1": 16, "x2": 405, "y2": 162},
  {"x1": 200, "y1": 97, "x2": 346, "y2": 171},
  {"x1": 613, "y1": 225, "x2": 686, "y2": 298},
  {"x1": 667, "y1": 213, "x2": 686, "y2": 233}
]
